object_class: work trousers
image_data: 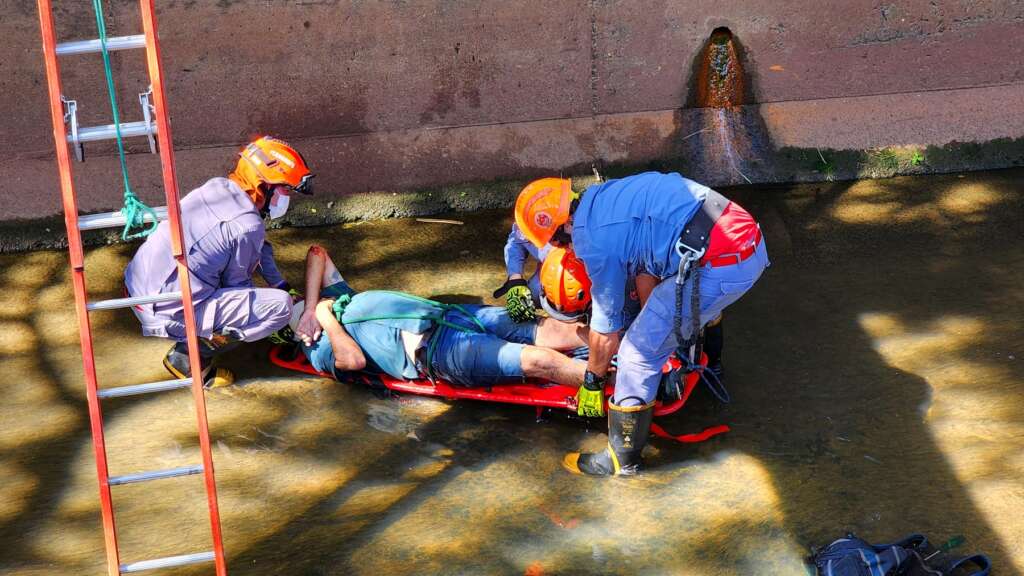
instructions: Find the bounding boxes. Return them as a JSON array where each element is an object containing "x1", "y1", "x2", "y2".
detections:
[{"x1": 612, "y1": 239, "x2": 769, "y2": 406}]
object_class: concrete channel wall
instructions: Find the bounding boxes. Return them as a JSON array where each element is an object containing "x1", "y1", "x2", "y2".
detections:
[{"x1": 2, "y1": 1, "x2": 1023, "y2": 235}]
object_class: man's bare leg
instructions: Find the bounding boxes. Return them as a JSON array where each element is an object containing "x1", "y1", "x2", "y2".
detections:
[
  {"x1": 304, "y1": 245, "x2": 345, "y2": 296},
  {"x1": 520, "y1": 345, "x2": 586, "y2": 387},
  {"x1": 296, "y1": 245, "x2": 348, "y2": 344}
]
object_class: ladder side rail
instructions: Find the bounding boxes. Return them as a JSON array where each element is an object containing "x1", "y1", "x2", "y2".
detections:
[
  {"x1": 36, "y1": 2, "x2": 121, "y2": 575},
  {"x1": 138, "y1": 3, "x2": 228, "y2": 574}
]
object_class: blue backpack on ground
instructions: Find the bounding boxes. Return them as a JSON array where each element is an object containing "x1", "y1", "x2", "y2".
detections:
[{"x1": 810, "y1": 533, "x2": 990, "y2": 576}]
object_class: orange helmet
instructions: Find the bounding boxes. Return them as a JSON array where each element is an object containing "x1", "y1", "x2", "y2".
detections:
[
  {"x1": 231, "y1": 136, "x2": 314, "y2": 201},
  {"x1": 539, "y1": 247, "x2": 592, "y2": 322},
  {"x1": 514, "y1": 177, "x2": 573, "y2": 248}
]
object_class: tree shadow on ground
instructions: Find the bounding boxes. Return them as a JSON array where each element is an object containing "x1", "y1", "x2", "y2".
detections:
[
  {"x1": 4, "y1": 170, "x2": 1023, "y2": 574},
  {"x1": 650, "y1": 172, "x2": 1024, "y2": 571}
]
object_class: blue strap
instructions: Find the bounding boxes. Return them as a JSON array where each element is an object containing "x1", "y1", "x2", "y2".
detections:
[
  {"x1": 945, "y1": 554, "x2": 990, "y2": 576},
  {"x1": 677, "y1": 353, "x2": 731, "y2": 403}
]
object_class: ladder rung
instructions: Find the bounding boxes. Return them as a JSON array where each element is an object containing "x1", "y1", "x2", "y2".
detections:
[
  {"x1": 120, "y1": 551, "x2": 215, "y2": 573},
  {"x1": 69, "y1": 120, "x2": 158, "y2": 144},
  {"x1": 87, "y1": 291, "x2": 181, "y2": 312},
  {"x1": 98, "y1": 378, "x2": 192, "y2": 399},
  {"x1": 56, "y1": 35, "x2": 147, "y2": 56},
  {"x1": 78, "y1": 206, "x2": 168, "y2": 231},
  {"x1": 109, "y1": 465, "x2": 203, "y2": 486}
]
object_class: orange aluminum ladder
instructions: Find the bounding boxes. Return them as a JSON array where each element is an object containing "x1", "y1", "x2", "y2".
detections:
[{"x1": 36, "y1": 1, "x2": 227, "y2": 574}]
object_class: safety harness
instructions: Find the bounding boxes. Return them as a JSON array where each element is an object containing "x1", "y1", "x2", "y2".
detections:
[
  {"x1": 332, "y1": 291, "x2": 486, "y2": 382},
  {"x1": 670, "y1": 189, "x2": 731, "y2": 402}
]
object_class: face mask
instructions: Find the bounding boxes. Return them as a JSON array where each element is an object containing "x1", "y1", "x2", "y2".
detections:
[{"x1": 266, "y1": 190, "x2": 290, "y2": 220}]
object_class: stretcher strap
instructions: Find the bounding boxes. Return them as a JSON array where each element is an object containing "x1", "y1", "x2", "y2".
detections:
[{"x1": 650, "y1": 422, "x2": 730, "y2": 443}]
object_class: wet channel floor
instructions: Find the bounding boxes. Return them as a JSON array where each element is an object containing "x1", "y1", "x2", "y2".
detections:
[{"x1": 1, "y1": 169, "x2": 1023, "y2": 575}]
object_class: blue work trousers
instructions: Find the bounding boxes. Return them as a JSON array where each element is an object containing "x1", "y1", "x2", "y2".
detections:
[{"x1": 613, "y1": 239, "x2": 769, "y2": 406}]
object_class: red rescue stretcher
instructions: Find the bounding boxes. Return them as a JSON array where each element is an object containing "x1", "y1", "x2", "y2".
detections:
[{"x1": 268, "y1": 344, "x2": 729, "y2": 443}]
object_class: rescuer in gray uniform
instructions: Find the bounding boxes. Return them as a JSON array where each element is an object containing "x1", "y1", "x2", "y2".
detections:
[{"x1": 124, "y1": 136, "x2": 314, "y2": 386}]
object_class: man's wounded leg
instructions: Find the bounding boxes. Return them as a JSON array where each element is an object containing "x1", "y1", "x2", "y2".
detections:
[
  {"x1": 166, "y1": 287, "x2": 291, "y2": 386},
  {"x1": 272, "y1": 244, "x2": 351, "y2": 345},
  {"x1": 519, "y1": 345, "x2": 585, "y2": 387},
  {"x1": 305, "y1": 244, "x2": 346, "y2": 298}
]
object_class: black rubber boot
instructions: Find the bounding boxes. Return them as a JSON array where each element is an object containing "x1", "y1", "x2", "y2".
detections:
[
  {"x1": 563, "y1": 401, "x2": 655, "y2": 476},
  {"x1": 162, "y1": 331, "x2": 241, "y2": 388},
  {"x1": 703, "y1": 316, "x2": 724, "y2": 382}
]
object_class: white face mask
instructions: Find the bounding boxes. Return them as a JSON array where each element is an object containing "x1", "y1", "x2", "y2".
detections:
[{"x1": 267, "y1": 191, "x2": 290, "y2": 220}]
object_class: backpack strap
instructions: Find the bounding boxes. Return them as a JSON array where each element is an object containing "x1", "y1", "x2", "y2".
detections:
[{"x1": 942, "y1": 554, "x2": 990, "y2": 576}]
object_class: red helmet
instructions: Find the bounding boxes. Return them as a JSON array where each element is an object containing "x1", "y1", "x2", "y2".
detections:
[{"x1": 539, "y1": 247, "x2": 592, "y2": 321}]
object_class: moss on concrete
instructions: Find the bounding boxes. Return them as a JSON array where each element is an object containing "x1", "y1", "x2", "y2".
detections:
[{"x1": 774, "y1": 137, "x2": 1024, "y2": 183}]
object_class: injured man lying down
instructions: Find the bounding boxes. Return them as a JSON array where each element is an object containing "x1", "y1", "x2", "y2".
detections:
[{"x1": 275, "y1": 245, "x2": 589, "y2": 388}]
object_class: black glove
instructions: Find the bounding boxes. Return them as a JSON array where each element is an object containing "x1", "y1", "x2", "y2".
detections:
[{"x1": 492, "y1": 278, "x2": 529, "y2": 298}]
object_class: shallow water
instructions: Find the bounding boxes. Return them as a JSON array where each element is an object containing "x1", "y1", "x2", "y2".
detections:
[{"x1": 1, "y1": 169, "x2": 1023, "y2": 575}]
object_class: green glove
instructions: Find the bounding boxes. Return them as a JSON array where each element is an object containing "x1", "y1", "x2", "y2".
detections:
[
  {"x1": 505, "y1": 285, "x2": 536, "y2": 323},
  {"x1": 494, "y1": 278, "x2": 535, "y2": 323},
  {"x1": 576, "y1": 370, "x2": 607, "y2": 417}
]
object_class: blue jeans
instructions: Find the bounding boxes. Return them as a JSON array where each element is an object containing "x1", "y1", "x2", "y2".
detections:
[{"x1": 428, "y1": 305, "x2": 538, "y2": 387}]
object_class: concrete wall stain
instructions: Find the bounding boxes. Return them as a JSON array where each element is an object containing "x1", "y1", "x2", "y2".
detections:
[{"x1": 6, "y1": 0, "x2": 1024, "y2": 227}]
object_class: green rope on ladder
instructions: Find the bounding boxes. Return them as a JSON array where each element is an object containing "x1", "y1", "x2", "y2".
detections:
[{"x1": 91, "y1": 0, "x2": 159, "y2": 241}]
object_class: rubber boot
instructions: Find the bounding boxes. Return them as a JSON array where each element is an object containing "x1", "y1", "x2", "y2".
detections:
[
  {"x1": 163, "y1": 331, "x2": 240, "y2": 388},
  {"x1": 562, "y1": 400, "x2": 654, "y2": 476},
  {"x1": 703, "y1": 316, "x2": 724, "y2": 382}
]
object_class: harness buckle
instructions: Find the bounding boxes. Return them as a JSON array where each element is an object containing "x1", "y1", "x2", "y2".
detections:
[
  {"x1": 674, "y1": 239, "x2": 705, "y2": 286},
  {"x1": 674, "y1": 238, "x2": 706, "y2": 260}
]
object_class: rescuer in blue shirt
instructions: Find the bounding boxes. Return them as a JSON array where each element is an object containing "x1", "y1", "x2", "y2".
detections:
[{"x1": 514, "y1": 173, "x2": 768, "y2": 476}]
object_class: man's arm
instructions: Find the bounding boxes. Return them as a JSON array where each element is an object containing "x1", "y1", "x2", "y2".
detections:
[
  {"x1": 315, "y1": 299, "x2": 366, "y2": 371},
  {"x1": 587, "y1": 329, "x2": 620, "y2": 377},
  {"x1": 504, "y1": 224, "x2": 535, "y2": 279},
  {"x1": 580, "y1": 253, "x2": 627, "y2": 375}
]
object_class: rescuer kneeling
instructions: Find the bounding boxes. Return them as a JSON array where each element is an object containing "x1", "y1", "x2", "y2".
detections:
[{"x1": 124, "y1": 136, "x2": 314, "y2": 386}]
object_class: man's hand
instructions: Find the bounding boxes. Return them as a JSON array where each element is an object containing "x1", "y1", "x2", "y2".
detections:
[
  {"x1": 493, "y1": 277, "x2": 535, "y2": 323},
  {"x1": 296, "y1": 304, "x2": 322, "y2": 346},
  {"x1": 587, "y1": 329, "x2": 620, "y2": 378},
  {"x1": 576, "y1": 370, "x2": 607, "y2": 418}
]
